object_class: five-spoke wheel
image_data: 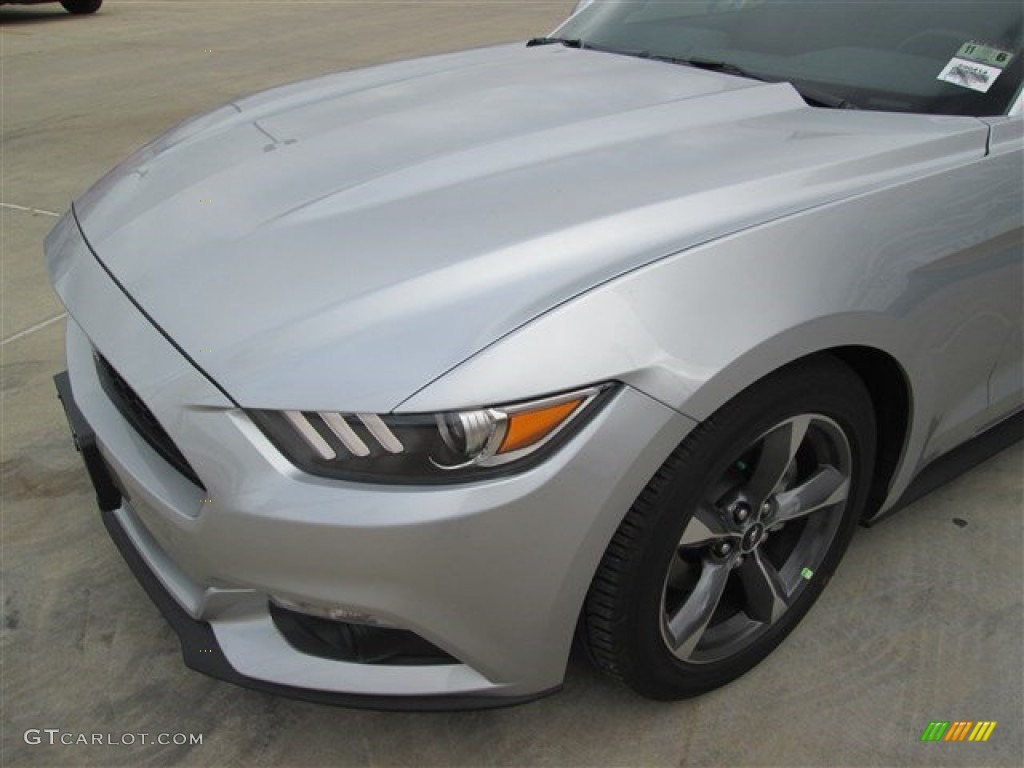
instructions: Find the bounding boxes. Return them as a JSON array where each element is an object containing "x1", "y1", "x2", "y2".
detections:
[
  {"x1": 582, "y1": 357, "x2": 876, "y2": 699},
  {"x1": 661, "y1": 413, "x2": 852, "y2": 664}
]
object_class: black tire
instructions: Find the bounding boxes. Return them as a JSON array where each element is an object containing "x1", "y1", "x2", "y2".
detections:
[
  {"x1": 581, "y1": 356, "x2": 876, "y2": 699},
  {"x1": 60, "y1": 0, "x2": 102, "y2": 14}
]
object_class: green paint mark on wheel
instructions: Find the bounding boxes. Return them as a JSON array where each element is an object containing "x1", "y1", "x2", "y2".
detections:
[{"x1": 800, "y1": 567, "x2": 814, "y2": 580}]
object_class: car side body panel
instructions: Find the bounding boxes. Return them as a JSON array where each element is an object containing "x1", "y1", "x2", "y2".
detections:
[
  {"x1": 403, "y1": 129, "x2": 1023, "y2": 516},
  {"x1": 981, "y1": 115, "x2": 1024, "y2": 421}
]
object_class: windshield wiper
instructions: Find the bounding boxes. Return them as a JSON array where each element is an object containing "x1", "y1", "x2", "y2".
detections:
[
  {"x1": 655, "y1": 55, "x2": 860, "y2": 109},
  {"x1": 526, "y1": 37, "x2": 584, "y2": 49},
  {"x1": 654, "y1": 55, "x2": 774, "y2": 82},
  {"x1": 526, "y1": 43, "x2": 860, "y2": 110},
  {"x1": 527, "y1": 38, "x2": 664, "y2": 61}
]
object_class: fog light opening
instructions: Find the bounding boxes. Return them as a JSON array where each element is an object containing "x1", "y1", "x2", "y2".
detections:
[{"x1": 268, "y1": 600, "x2": 456, "y2": 666}]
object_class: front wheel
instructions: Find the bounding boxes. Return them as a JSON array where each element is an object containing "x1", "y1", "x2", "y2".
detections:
[
  {"x1": 60, "y1": 0, "x2": 102, "y2": 14},
  {"x1": 581, "y1": 357, "x2": 876, "y2": 699}
]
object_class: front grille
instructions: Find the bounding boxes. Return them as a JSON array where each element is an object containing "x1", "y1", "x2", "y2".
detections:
[{"x1": 94, "y1": 353, "x2": 205, "y2": 489}]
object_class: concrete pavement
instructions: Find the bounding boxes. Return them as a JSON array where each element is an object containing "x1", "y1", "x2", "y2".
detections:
[{"x1": 2, "y1": 2, "x2": 1021, "y2": 766}]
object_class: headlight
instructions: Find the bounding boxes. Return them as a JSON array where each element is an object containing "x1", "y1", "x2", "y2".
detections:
[{"x1": 248, "y1": 384, "x2": 614, "y2": 484}]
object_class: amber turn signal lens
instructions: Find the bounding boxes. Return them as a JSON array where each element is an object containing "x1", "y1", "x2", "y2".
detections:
[{"x1": 498, "y1": 398, "x2": 584, "y2": 454}]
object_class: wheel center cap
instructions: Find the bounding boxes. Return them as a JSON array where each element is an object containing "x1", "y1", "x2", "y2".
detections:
[{"x1": 741, "y1": 523, "x2": 766, "y2": 552}]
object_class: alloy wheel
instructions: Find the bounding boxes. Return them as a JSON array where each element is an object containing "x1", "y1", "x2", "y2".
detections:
[{"x1": 659, "y1": 413, "x2": 852, "y2": 663}]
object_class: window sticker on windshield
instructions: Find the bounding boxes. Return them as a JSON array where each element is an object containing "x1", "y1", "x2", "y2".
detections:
[
  {"x1": 937, "y1": 42, "x2": 1014, "y2": 94},
  {"x1": 937, "y1": 58, "x2": 1003, "y2": 93},
  {"x1": 955, "y1": 42, "x2": 1014, "y2": 69}
]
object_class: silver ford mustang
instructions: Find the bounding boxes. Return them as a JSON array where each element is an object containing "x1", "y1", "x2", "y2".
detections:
[{"x1": 48, "y1": 0, "x2": 1022, "y2": 708}]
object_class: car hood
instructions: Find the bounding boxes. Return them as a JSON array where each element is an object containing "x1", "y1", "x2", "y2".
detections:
[{"x1": 73, "y1": 43, "x2": 987, "y2": 412}]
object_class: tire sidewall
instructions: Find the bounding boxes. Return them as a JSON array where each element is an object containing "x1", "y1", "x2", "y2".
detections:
[{"x1": 617, "y1": 360, "x2": 876, "y2": 698}]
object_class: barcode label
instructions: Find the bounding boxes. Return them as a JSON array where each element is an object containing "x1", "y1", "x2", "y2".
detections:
[{"x1": 937, "y1": 58, "x2": 1002, "y2": 93}]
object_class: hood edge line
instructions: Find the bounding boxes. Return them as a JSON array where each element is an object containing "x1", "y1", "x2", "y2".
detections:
[{"x1": 72, "y1": 203, "x2": 241, "y2": 409}]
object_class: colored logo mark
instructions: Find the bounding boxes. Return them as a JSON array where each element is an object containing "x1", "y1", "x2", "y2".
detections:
[{"x1": 920, "y1": 721, "x2": 996, "y2": 742}]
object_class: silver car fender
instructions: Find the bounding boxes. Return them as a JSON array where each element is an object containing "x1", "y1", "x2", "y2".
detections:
[{"x1": 402, "y1": 144, "x2": 1021, "y2": 519}]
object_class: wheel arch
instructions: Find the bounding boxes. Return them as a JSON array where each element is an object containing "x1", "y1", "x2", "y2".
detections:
[
  {"x1": 826, "y1": 346, "x2": 912, "y2": 521},
  {"x1": 678, "y1": 343, "x2": 913, "y2": 523}
]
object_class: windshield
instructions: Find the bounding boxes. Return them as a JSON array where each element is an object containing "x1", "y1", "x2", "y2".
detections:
[{"x1": 553, "y1": 1, "x2": 1022, "y2": 116}]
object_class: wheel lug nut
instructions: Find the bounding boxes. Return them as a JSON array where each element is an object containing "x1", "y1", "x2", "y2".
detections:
[
  {"x1": 761, "y1": 501, "x2": 773, "y2": 519},
  {"x1": 732, "y1": 503, "x2": 751, "y2": 524},
  {"x1": 713, "y1": 541, "x2": 733, "y2": 557}
]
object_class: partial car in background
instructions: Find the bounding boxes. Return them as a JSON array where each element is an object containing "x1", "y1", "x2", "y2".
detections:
[
  {"x1": 1, "y1": 0, "x2": 101, "y2": 14},
  {"x1": 48, "y1": 0, "x2": 1021, "y2": 707}
]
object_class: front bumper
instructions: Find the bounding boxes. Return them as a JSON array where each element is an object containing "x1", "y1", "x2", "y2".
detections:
[
  {"x1": 96, "y1": 486, "x2": 550, "y2": 709},
  {"x1": 57, "y1": 370, "x2": 521, "y2": 710},
  {"x1": 48, "y1": 212, "x2": 696, "y2": 706}
]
